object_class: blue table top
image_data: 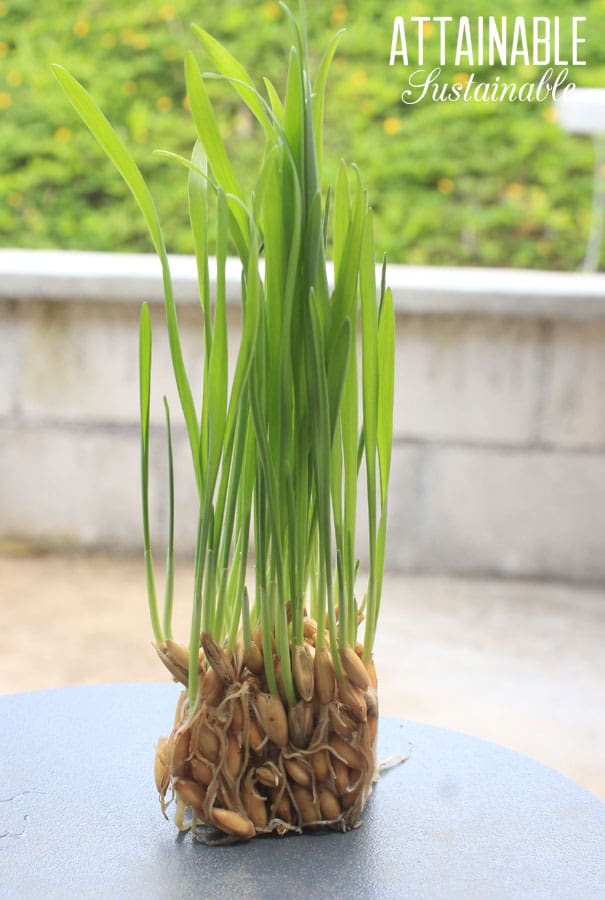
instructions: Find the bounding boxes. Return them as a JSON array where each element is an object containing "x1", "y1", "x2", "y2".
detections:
[{"x1": 1, "y1": 683, "x2": 603, "y2": 899}]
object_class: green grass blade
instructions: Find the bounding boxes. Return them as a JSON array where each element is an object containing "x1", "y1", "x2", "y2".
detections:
[
  {"x1": 330, "y1": 424, "x2": 344, "y2": 620},
  {"x1": 162, "y1": 396, "x2": 175, "y2": 640},
  {"x1": 283, "y1": 47, "x2": 304, "y2": 181},
  {"x1": 329, "y1": 169, "x2": 365, "y2": 353},
  {"x1": 360, "y1": 209, "x2": 378, "y2": 478},
  {"x1": 263, "y1": 76, "x2": 284, "y2": 124},
  {"x1": 333, "y1": 161, "x2": 350, "y2": 278},
  {"x1": 377, "y1": 287, "x2": 395, "y2": 506},
  {"x1": 188, "y1": 142, "x2": 212, "y2": 357},
  {"x1": 341, "y1": 326, "x2": 358, "y2": 647},
  {"x1": 249, "y1": 362, "x2": 283, "y2": 602},
  {"x1": 185, "y1": 52, "x2": 249, "y2": 252},
  {"x1": 359, "y1": 209, "x2": 381, "y2": 659},
  {"x1": 312, "y1": 29, "x2": 345, "y2": 175},
  {"x1": 206, "y1": 189, "x2": 229, "y2": 487},
  {"x1": 380, "y1": 253, "x2": 388, "y2": 308},
  {"x1": 53, "y1": 65, "x2": 163, "y2": 256},
  {"x1": 138, "y1": 303, "x2": 162, "y2": 644},
  {"x1": 327, "y1": 317, "x2": 350, "y2": 441},
  {"x1": 223, "y1": 231, "x2": 261, "y2": 455},
  {"x1": 192, "y1": 25, "x2": 273, "y2": 138},
  {"x1": 53, "y1": 66, "x2": 201, "y2": 495},
  {"x1": 187, "y1": 142, "x2": 211, "y2": 484}
]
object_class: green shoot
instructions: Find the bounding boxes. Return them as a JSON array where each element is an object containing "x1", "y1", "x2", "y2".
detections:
[{"x1": 54, "y1": 1, "x2": 395, "y2": 712}]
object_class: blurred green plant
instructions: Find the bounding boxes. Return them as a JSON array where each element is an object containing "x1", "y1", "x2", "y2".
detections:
[{"x1": 1, "y1": 0, "x2": 604, "y2": 268}]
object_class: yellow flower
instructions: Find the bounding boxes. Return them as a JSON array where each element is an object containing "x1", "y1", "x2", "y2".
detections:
[
  {"x1": 383, "y1": 117, "x2": 401, "y2": 135},
  {"x1": 182, "y1": 95, "x2": 191, "y2": 112},
  {"x1": 0, "y1": 2, "x2": 8, "y2": 17},
  {"x1": 54, "y1": 126, "x2": 72, "y2": 144},
  {"x1": 159, "y1": 4, "x2": 176, "y2": 21},
  {"x1": 330, "y1": 4, "x2": 348, "y2": 26},
  {"x1": 0, "y1": 91, "x2": 11, "y2": 109},
  {"x1": 437, "y1": 177, "x2": 454, "y2": 195},
  {"x1": 7, "y1": 69, "x2": 21, "y2": 86},
  {"x1": 0, "y1": 41, "x2": 8, "y2": 57},
  {"x1": 262, "y1": 2, "x2": 281, "y2": 21},
  {"x1": 544, "y1": 107, "x2": 558, "y2": 124},
  {"x1": 156, "y1": 95, "x2": 173, "y2": 112},
  {"x1": 351, "y1": 69, "x2": 367, "y2": 88},
  {"x1": 7, "y1": 191, "x2": 22, "y2": 208},
  {"x1": 454, "y1": 72, "x2": 470, "y2": 87},
  {"x1": 73, "y1": 20, "x2": 90, "y2": 38},
  {"x1": 505, "y1": 182, "x2": 525, "y2": 200},
  {"x1": 123, "y1": 80, "x2": 137, "y2": 96}
]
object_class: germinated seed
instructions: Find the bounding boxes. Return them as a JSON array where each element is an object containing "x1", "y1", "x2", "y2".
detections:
[
  {"x1": 243, "y1": 642, "x2": 264, "y2": 675},
  {"x1": 154, "y1": 737, "x2": 170, "y2": 795},
  {"x1": 329, "y1": 734, "x2": 363, "y2": 770},
  {"x1": 174, "y1": 778, "x2": 207, "y2": 811},
  {"x1": 255, "y1": 765, "x2": 280, "y2": 788},
  {"x1": 155, "y1": 642, "x2": 188, "y2": 686},
  {"x1": 284, "y1": 757, "x2": 312, "y2": 787},
  {"x1": 249, "y1": 719, "x2": 264, "y2": 752},
  {"x1": 254, "y1": 692, "x2": 288, "y2": 747},
  {"x1": 339, "y1": 647, "x2": 370, "y2": 691},
  {"x1": 312, "y1": 748, "x2": 329, "y2": 783},
  {"x1": 319, "y1": 787, "x2": 341, "y2": 820},
  {"x1": 337, "y1": 676, "x2": 367, "y2": 723},
  {"x1": 194, "y1": 722, "x2": 220, "y2": 762},
  {"x1": 314, "y1": 646, "x2": 335, "y2": 704},
  {"x1": 211, "y1": 807, "x2": 255, "y2": 839},
  {"x1": 200, "y1": 668, "x2": 225, "y2": 706},
  {"x1": 201, "y1": 632, "x2": 235, "y2": 683},
  {"x1": 190, "y1": 756, "x2": 214, "y2": 786},
  {"x1": 171, "y1": 727, "x2": 191, "y2": 776},
  {"x1": 329, "y1": 703, "x2": 356, "y2": 738},
  {"x1": 293, "y1": 643, "x2": 314, "y2": 702},
  {"x1": 288, "y1": 700, "x2": 313, "y2": 748},
  {"x1": 243, "y1": 786, "x2": 267, "y2": 829},
  {"x1": 293, "y1": 786, "x2": 318, "y2": 824},
  {"x1": 226, "y1": 734, "x2": 243, "y2": 779}
]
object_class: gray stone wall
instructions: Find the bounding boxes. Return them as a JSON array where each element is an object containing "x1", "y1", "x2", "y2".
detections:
[{"x1": 1, "y1": 249, "x2": 605, "y2": 582}]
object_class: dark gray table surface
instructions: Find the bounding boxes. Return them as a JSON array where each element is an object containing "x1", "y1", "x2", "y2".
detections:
[{"x1": 0, "y1": 683, "x2": 603, "y2": 899}]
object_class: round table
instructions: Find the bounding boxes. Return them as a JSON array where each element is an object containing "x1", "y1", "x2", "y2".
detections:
[{"x1": 0, "y1": 683, "x2": 603, "y2": 899}]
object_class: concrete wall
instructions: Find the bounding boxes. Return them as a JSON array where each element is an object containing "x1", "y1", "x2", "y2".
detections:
[{"x1": 2, "y1": 248, "x2": 605, "y2": 583}]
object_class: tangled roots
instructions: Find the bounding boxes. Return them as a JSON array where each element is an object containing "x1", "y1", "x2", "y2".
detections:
[{"x1": 154, "y1": 626, "x2": 378, "y2": 840}]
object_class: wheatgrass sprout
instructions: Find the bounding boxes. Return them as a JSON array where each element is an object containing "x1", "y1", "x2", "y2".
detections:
[{"x1": 54, "y1": 0, "x2": 395, "y2": 840}]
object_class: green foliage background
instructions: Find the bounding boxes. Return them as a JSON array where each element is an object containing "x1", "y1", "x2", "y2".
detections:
[{"x1": 1, "y1": 0, "x2": 604, "y2": 268}]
